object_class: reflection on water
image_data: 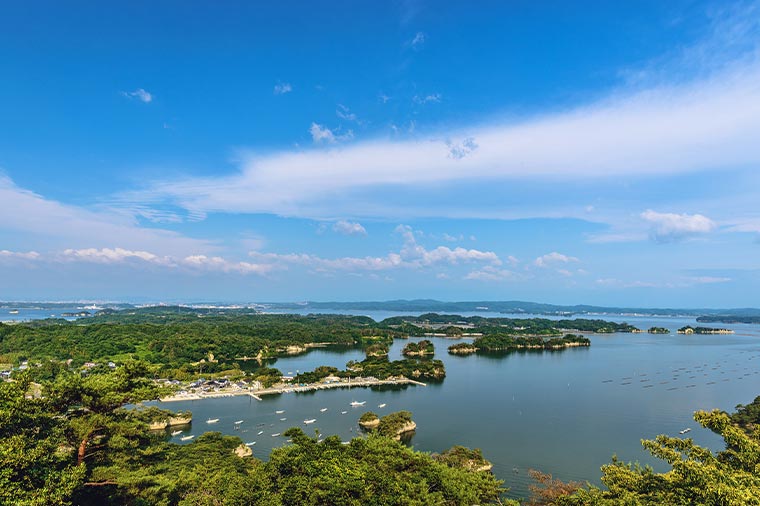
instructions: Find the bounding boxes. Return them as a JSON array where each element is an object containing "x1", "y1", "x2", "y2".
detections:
[{"x1": 150, "y1": 313, "x2": 760, "y2": 499}]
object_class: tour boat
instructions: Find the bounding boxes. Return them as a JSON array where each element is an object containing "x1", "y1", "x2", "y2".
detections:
[
  {"x1": 320, "y1": 408, "x2": 327, "y2": 412},
  {"x1": 170, "y1": 430, "x2": 183, "y2": 436},
  {"x1": 679, "y1": 428, "x2": 692, "y2": 434},
  {"x1": 180, "y1": 435, "x2": 195, "y2": 441},
  {"x1": 206, "y1": 418, "x2": 219, "y2": 424},
  {"x1": 350, "y1": 400, "x2": 366, "y2": 407},
  {"x1": 378, "y1": 403, "x2": 386, "y2": 408},
  {"x1": 304, "y1": 419, "x2": 316, "y2": 424}
]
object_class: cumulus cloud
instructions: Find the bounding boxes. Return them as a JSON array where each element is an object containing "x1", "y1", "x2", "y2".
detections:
[
  {"x1": 332, "y1": 220, "x2": 367, "y2": 235},
  {"x1": 641, "y1": 209, "x2": 716, "y2": 242},
  {"x1": 122, "y1": 88, "x2": 153, "y2": 103},
  {"x1": 60, "y1": 247, "x2": 172, "y2": 265},
  {"x1": 534, "y1": 252, "x2": 579, "y2": 267},
  {"x1": 309, "y1": 123, "x2": 354, "y2": 144},
  {"x1": 273, "y1": 82, "x2": 292, "y2": 95}
]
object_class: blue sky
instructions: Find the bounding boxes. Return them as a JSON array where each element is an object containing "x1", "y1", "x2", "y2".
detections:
[{"x1": 1, "y1": 0, "x2": 760, "y2": 306}]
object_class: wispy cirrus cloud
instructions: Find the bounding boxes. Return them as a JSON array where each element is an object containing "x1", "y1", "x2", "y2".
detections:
[{"x1": 309, "y1": 123, "x2": 354, "y2": 144}]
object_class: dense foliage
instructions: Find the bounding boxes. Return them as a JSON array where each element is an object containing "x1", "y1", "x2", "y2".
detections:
[
  {"x1": 0, "y1": 364, "x2": 504, "y2": 505},
  {"x1": 401, "y1": 339, "x2": 434, "y2": 356},
  {"x1": 456, "y1": 333, "x2": 591, "y2": 353}
]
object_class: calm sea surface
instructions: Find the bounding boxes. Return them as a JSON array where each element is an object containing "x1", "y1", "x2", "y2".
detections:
[{"x1": 143, "y1": 310, "x2": 760, "y2": 499}]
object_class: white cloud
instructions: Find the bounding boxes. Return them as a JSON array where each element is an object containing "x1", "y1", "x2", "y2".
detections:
[
  {"x1": 60, "y1": 247, "x2": 172, "y2": 265},
  {"x1": 332, "y1": 220, "x2": 367, "y2": 236},
  {"x1": 641, "y1": 209, "x2": 716, "y2": 242},
  {"x1": 447, "y1": 137, "x2": 478, "y2": 160},
  {"x1": 248, "y1": 224, "x2": 500, "y2": 273},
  {"x1": 465, "y1": 266, "x2": 515, "y2": 282},
  {"x1": 182, "y1": 255, "x2": 273, "y2": 275},
  {"x1": 412, "y1": 93, "x2": 441, "y2": 104},
  {"x1": 336, "y1": 104, "x2": 357, "y2": 121},
  {"x1": 309, "y1": 123, "x2": 354, "y2": 144},
  {"x1": 122, "y1": 88, "x2": 153, "y2": 103},
  {"x1": 0, "y1": 250, "x2": 40, "y2": 261},
  {"x1": 0, "y1": 175, "x2": 211, "y2": 256},
  {"x1": 534, "y1": 252, "x2": 579, "y2": 267},
  {"x1": 273, "y1": 82, "x2": 293, "y2": 95}
]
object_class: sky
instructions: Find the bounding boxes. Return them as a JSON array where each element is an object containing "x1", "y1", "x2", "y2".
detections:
[{"x1": 1, "y1": 0, "x2": 760, "y2": 306}]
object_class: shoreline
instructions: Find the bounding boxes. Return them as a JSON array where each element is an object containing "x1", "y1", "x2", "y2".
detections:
[{"x1": 159, "y1": 376, "x2": 426, "y2": 403}]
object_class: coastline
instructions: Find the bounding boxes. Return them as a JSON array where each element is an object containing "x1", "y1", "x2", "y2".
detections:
[{"x1": 159, "y1": 376, "x2": 427, "y2": 403}]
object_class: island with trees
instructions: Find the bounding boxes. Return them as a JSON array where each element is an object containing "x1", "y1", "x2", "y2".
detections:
[
  {"x1": 448, "y1": 334, "x2": 591, "y2": 355},
  {"x1": 677, "y1": 325, "x2": 734, "y2": 334},
  {"x1": 401, "y1": 339, "x2": 435, "y2": 356},
  {"x1": 647, "y1": 326, "x2": 670, "y2": 334}
]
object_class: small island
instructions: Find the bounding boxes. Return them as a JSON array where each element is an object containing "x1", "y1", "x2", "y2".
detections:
[
  {"x1": 448, "y1": 333, "x2": 590, "y2": 355},
  {"x1": 359, "y1": 410, "x2": 417, "y2": 440},
  {"x1": 677, "y1": 325, "x2": 734, "y2": 335},
  {"x1": 401, "y1": 339, "x2": 435, "y2": 357},
  {"x1": 648, "y1": 327, "x2": 670, "y2": 334}
]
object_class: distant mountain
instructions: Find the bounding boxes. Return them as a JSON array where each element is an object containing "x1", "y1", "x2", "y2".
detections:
[{"x1": 265, "y1": 299, "x2": 760, "y2": 317}]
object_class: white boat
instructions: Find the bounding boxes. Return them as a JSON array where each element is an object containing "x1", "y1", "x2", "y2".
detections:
[
  {"x1": 234, "y1": 420, "x2": 243, "y2": 424},
  {"x1": 280, "y1": 417, "x2": 287, "y2": 421},
  {"x1": 320, "y1": 408, "x2": 327, "y2": 412},
  {"x1": 206, "y1": 418, "x2": 220, "y2": 424},
  {"x1": 257, "y1": 430, "x2": 264, "y2": 435},
  {"x1": 180, "y1": 435, "x2": 195, "y2": 441},
  {"x1": 271, "y1": 433, "x2": 280, "y2": 437},
  {"x1": 245, "y1": 442, "x2": 256, "y2": 446},
  {"x1": 8, "y1": 310, "x2": 19, "y2": 314},
  {"x1": 304, "y1": 419, "x2": 317, "y2": 424},
  {"x1": 341, "y1": 411, "x2": 347, "y2": 414},
  {"x1": 350, "y1": 401, "x2": 366, "y2": 407},
  {"x1": 170, "y1": 430, "x2": 183, "y2": 436},
  {"x1": 275, "y1": 410, "x2": 285, "y2": 414},
  {"x1": 679, "y1": 428, "x2": 692, "y2": 434},
  {"x1": 378, "y1": 403, "x2": 386, "y2": 408}
]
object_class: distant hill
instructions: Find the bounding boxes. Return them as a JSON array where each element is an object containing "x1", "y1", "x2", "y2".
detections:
[{"x1": 265, "y1": 299, "x2": 760, "y2": 317}]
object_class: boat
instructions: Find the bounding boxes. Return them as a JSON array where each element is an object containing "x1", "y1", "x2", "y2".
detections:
[
  {"x1": 275, "y1": 410, "x2": 285, "y2": 414},
  {"x1": 271, "y1": 433, "x2": 280, "y2": 437},
  {"x1": 304, "y1": 419, "x2": 317, "y2": 424},
  {"x1": 279, "y1": 417, "x2": 287, "y2": 421},
  {"x1": 245, "y1": 442, "x2": 256, "y2": 446},
  {"x1": 234, "y1": 420, "x2": 243, "y2": 424},
  {"x1": 8, "y1": 309, "x2": 19, "y2": 314},
  {"x1": 257, "y1": 430, "x2": 264, "y2": 435},
  {"x1": 378, "y1": 403, "x2": 386, "y2": 408},
  {"x1": 320, "y1": 408, "x2": 327, "y2": 412},
  {"x1": 170, "y1": 430, "x2": 183, "y2": 436},
  {"x1": 341, "y1": 411, "x2": 347, "y2": 414},
  {"x1": 206, "y1": 418, "x2": 219, "y2": 424},
  {"x1": 350, "y1": 401, "x2": 366, "y2": 407},
  {"x1": 180, "y1": 435, "x2": 195, "y2": 441},
  {"x1": 679, "y1": 428, "x2": 692, "y2": 434}
]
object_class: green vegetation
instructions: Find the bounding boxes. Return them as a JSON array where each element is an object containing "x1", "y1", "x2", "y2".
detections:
[
  {"x1": 647, "y1": 327, "x2": 670, "y2": 334},
  {"x1": 677, "y1": 325, "x2": 733, "y2": 334},
  {"x1": 347, "y1": 355, "x2": 446, "y2": 380},
  {"x1": 0, "y1": 365, "x2": 504, "y2": 505},
  {"x1": 449, "y1": 334, "x2": 590, "y2": 354},
  {"x1": 730, "y1": 395, "x2": 760, "y2": 431},
  {"x1": 434, "y1": 446, "x2": 493, "y2": 472},
  {"x1": 375, "y1": 410, "x2": 415, "y2": 438},
  {"x1": 359, "y1": 411, "x2": 379, "y2": 424},
  {"x1": 401, "y1": 339, "x2": 434, "y2": 356}
]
